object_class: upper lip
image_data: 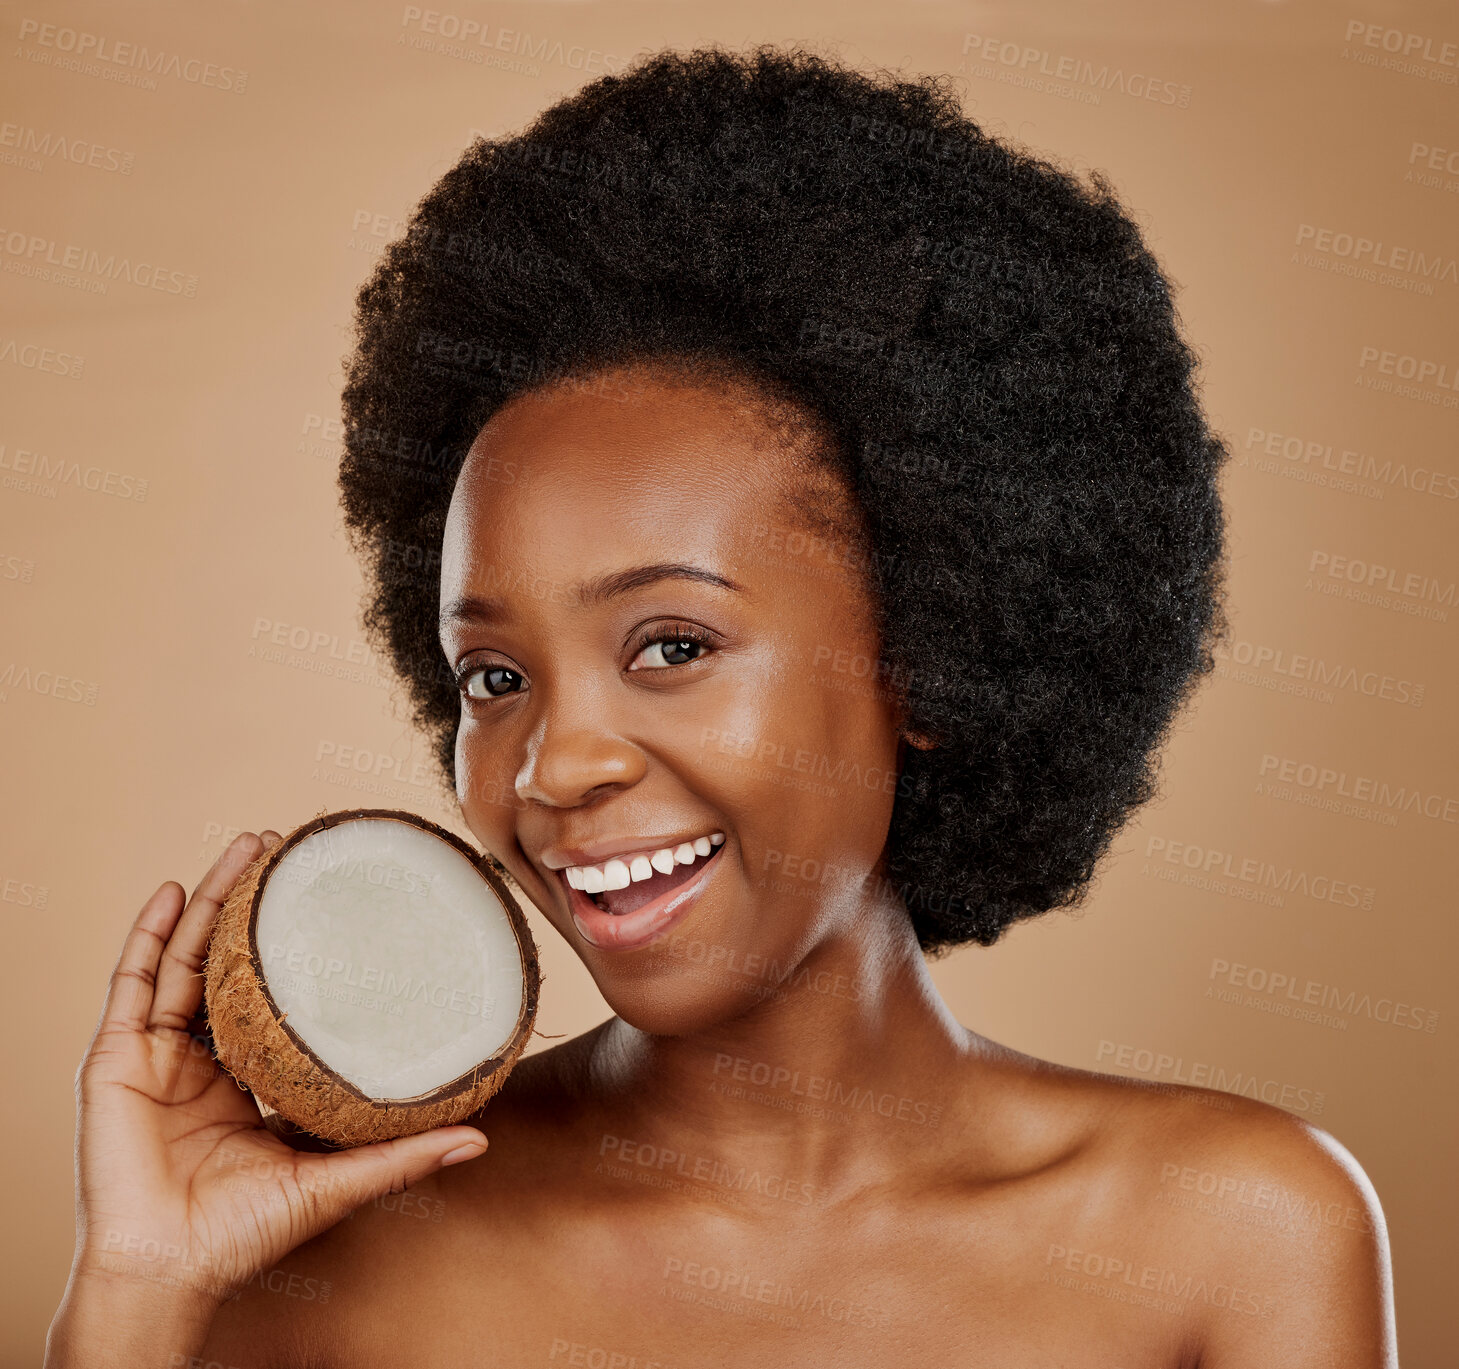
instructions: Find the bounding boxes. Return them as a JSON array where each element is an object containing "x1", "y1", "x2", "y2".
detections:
[{"x1": 539, "y1": 831, "x2": 721, "y2": 871}]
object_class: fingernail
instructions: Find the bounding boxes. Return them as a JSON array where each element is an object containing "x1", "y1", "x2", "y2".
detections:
[{"x1": 441, "y1": 1142, "x2": 486, "y2": 1166}]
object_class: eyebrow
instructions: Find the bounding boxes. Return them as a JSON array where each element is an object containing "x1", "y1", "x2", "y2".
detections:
[{"x1": 439, "y1": 562, "x2": 746, "y2": 631}]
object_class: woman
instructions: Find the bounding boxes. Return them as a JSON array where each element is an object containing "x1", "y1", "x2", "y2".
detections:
[{"x1": 47, "y1": 45, "x2": 1397, "y2": 1368}]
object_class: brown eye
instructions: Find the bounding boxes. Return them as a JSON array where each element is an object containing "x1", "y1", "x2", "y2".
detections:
[
  {"x1": 636, "y1": 637, "x2": 706, "y2": 669},
  {"x1": 458, "y1": 664, "x2": 522, "y2": 699}
]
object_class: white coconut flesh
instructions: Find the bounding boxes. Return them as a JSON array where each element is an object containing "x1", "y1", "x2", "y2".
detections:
[{"x1": 252, "y1": 817, "x2": 526, "y2": 1102}]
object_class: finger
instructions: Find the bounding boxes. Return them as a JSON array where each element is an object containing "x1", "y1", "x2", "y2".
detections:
[
  {"x1": 148, "y1": 832, "x2": 267, "y2": 1031},
  {"x1": 291, "y1": 1128, "x2": 487, "y2": 1233},
  {"x1": 99, "y1": 880, "x2": 188, "y2": 1033}
]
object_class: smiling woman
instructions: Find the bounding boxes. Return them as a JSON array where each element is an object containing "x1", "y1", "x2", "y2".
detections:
[
  {"x1": 47, "y1": 42, "x2": 1396, "y2": 1369},
  {"x1": 429, "y1": 361, "x2": 937, "y2": 1018},
  {"x1": 333, "y1": 46, "x2": 1232, "y2": 957}
]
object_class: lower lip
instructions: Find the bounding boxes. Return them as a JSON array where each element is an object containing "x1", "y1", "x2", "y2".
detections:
[{"x1": 566, "y1": 846, "x2": 723, "y2": 952}]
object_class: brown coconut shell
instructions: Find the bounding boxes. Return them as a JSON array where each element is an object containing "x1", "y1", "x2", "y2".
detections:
[{"x1": 204, "y1": 807, "x2": 540, "y2": 1148}]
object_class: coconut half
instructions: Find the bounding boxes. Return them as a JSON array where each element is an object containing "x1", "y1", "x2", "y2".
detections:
[{"x1": 204, "y1": 808, "x2": 540, "y2": 1147}]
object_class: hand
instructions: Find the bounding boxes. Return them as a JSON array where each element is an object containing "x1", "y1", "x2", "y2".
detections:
[{"x1": 66, "y1": 831, "x2": 488, "y2": 1308}]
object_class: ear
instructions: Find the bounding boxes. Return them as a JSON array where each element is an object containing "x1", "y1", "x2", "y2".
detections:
[{"x1": 901, "y1": 726, "x2": 939, "y2": 751}]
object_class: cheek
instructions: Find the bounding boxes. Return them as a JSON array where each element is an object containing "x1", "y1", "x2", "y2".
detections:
[
  {"x1": 682, "y1": 666, "x2": 898, "y2": 893},
  {"x1": 454, "y1": 723, "x2": 523, "y2": 841}
]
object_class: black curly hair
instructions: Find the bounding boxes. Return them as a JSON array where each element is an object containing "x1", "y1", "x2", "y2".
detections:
[{"x1": 337, "y1": 43, "x2": 1231, "y2": 956}]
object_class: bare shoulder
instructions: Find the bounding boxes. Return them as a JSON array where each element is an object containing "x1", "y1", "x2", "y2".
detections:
[
  {"x1": 1006, "y1": 1048, "x2": 1398, "y2": 1368},
  {"x1": 200, "y1": 1028, "x2": 604, "y2": 1369},
  {"x1": 1135, "y1": 1085, "x2": 1396, "y2": 1366}
]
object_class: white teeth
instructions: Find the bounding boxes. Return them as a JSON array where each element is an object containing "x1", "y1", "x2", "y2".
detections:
[
  {"x1": 561, "y1": 831, "x2": 727, "y2": 892},
  {"x1": 602, "y1": 859, "x2": 631, "y2": 891}
]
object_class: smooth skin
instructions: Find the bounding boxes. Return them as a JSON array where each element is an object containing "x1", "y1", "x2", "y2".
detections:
[{"x1": 49, "y1": 365, "x2": 1398, "y2": 1368}]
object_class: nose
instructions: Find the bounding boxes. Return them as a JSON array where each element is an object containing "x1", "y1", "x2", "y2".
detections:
[{"x1": 513, "y1": 701, "x2": 647, "y2": 808}]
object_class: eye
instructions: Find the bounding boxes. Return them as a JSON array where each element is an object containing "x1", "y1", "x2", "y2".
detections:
[
  {"x1": 454, "y1": 662, "x2": 523, "y2": 701},
  {"x1": 633, "y1": 638, "x2": 703, "y2": 669},
  {"x1": 627, "y1": 622, "x2": 716, "y2": 672}
]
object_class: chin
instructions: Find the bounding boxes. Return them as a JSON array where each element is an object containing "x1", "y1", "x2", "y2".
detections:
[
  {"x1": 582, "y1": 902, "x2": 832, "y2": 1037},
  {"x1": 592, "y1": 967, "x2": 768, "y2": 1036}
]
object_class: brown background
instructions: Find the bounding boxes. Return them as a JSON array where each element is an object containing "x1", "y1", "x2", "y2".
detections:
[{"x1": 2, "y1": 1, "x2": 1455, "y2": 1363}]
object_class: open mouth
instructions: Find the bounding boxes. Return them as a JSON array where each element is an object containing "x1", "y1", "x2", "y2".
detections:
[{"x1": 557, "y1": 834, "x2": 723, "y2": 916}]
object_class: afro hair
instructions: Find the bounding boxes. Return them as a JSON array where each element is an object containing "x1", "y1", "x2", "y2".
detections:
[{"x1": 337, "y1": 43, "x2": 1231, "y2": 955}]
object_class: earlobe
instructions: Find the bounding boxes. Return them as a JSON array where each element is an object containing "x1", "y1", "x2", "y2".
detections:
[{"x1": 902, "y1": 727, "x2": 939, "y2": 751}]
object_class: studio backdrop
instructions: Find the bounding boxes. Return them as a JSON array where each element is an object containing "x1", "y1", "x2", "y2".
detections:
[{"x1": 2, "y1": 1, "x2": 1455, "y2": 1364}]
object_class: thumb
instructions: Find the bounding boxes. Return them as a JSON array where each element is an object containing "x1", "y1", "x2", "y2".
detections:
[{"x1": 290, "y1": 1127, "x2": 487, "y2": 1232}]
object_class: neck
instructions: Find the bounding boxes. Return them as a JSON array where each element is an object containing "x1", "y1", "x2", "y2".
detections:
[{"x1": 585, "y1": 896, "x2": 973, "y2": 1192}]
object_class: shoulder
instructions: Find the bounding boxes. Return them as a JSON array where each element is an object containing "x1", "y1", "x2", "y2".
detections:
[{"x1": 1062, "y1": 1063, "x2": 1398, "y2": 1366}]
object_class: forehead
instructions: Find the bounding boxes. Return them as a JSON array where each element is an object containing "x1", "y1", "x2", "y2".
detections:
[
  {"x1": 441, "y1": 370, "x2": 813, "y2": 598},
  {"x1": 466, "y1": 367, "x2": 800, "y2": 491}
]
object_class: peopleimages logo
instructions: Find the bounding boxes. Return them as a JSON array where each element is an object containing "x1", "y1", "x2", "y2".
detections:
[
  {"x1": 1212, "y1": 636, "x2": 1424, "y2": 708},
  {"x1": 597, "y1": 1134, "x2": 832, "y2": 1208},
  {"x1": 1043, "y1": 1243, "x2": 1276, "y2": 1317},
  {"x1": 16, "y1": 19, "x2": 249, "y2": 93},
  {"x1": 1257, "y1": 752, "x2": 1459, "y2": 826},
  {"x1": 397, "y1": 7, "x2": 624, "y2": 74},
  {"x1": 960, "y1": 33, "x2": 1192, "y2": 106},
  {"x1": 1095, "y1": 1040, "x2": 1325, "y2": 1116},
  {"x1": 1294, "y1": 223, "x2": 1457, "y2": 293},
  {"x1": 1357, "y1": 345, "x2": 1459, "y2": 391},
  {"x1": 710, "y1": 1052, "x2": 943, "y2": 1126},
  {"x1": 698, "y1": 727, "x2": 916, "y2": 800},
  {"x1": 0, "y1": 228, "x2": 198, "y2": 296},
  {"x1": 0, "y1": 441, "x2": 147, "y2": 500},
  {"x1": 1342, "y1": 19, "x2": 1459, "y2": 71},
  {"x1": 0, "y1": 338, "x2": 84, "y2": 377},
  {"x1": 1207, "y1": 959, "x2": 1438, "y2": 1033},
  {"x1": 1242, "y1": 425, "x2": 1459, "y2": 501},
  {"x1": 1144, "y1": 835, "x2": 1376, "y2": 911},
  {"x1": 263, "y1": 944, "x2": 497, "y2": 1020},
  {"x1": 0, "y1": 122, "x2": 135, "y2": 174}
]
